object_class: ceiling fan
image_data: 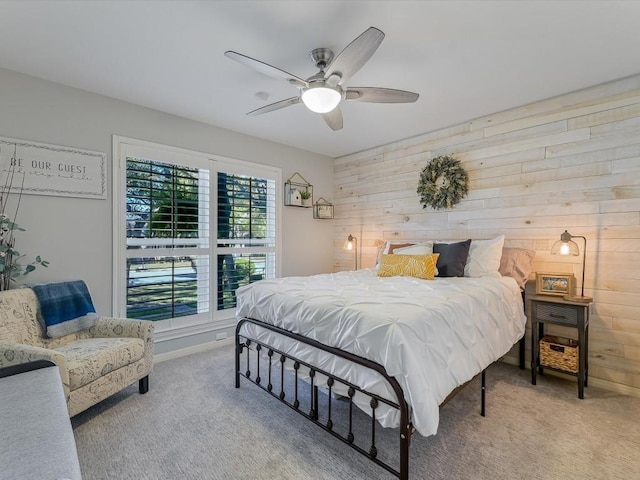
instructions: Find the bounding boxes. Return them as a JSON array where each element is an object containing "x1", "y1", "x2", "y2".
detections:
[{"x1": 224, "y1": 27, "x2": 419, "y2": 131}]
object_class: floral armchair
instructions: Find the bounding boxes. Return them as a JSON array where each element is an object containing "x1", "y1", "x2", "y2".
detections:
[{"x1": 0, "y1": 288, "x2": 154, "y2": 416}]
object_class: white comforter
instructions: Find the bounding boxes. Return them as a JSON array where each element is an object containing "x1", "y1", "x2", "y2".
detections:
[{"x1": 236, "y1": 269, "x2": 526, "y2": 436}]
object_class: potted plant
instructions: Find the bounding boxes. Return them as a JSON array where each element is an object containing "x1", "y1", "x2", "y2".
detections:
[
  {"x1": 300, "y1": 189, "x2": 312, "y2": 206},
  {"x1": 0, "y1": 216, "x2": 49, "y2": 290},
  {"x1": 0, "y1": 145, "x2": 49, "y2": 290}
]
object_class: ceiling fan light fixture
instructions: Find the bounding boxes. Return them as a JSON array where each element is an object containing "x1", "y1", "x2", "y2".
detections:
[
  {"x1": 226, "y1": 27, "x2": 418, "y2": 130},
  {"x1": 301, "y1": 85, "x2": 342, "y2": 113}
]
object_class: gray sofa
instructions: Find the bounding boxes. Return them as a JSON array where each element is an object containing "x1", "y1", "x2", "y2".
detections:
[{"x1": 0, "y1": 360, "x2": 82, "y2": 479}]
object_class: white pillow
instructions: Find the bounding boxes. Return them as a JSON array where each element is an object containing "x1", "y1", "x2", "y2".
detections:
[
  {"x1": 464, "y1": 235, "x2": 505, "y2": 278},
  {"x1": 382, "y1": 241, "x2": 414, "y2": 254},
  {"x1": 377, "y1": 241, "x2": 431, "y2": 265},
  {"x1": 393, "y1": 242, "x2": 434, "y2": 255}
]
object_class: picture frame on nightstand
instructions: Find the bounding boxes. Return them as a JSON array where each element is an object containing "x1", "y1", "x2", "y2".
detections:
[{"x1": 535, "y1": 272, "x2": 575, "y2": 296}]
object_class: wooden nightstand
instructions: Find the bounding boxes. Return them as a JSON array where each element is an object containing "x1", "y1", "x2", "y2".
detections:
[{"x1": 530, "y1": 294, "x2": 591, "y2": 399}]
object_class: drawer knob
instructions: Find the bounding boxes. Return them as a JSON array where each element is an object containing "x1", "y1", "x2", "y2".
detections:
[{"x1": 550, "y1": 313, "x2": 567, "y2": 319}]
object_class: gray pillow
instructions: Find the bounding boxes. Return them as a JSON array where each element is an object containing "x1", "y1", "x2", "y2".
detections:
[{"x1": 433, "y1": 240, "x2": 471, "y2": 277}]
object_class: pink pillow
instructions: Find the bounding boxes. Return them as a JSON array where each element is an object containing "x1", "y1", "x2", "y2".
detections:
[{"x1": 499, "y1": 247, "x2": 536, "y2": 289}]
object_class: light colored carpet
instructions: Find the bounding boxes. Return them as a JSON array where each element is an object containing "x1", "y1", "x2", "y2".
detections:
[{"x1": 72, "y1": 344, "x2": 640, "y2": 479}]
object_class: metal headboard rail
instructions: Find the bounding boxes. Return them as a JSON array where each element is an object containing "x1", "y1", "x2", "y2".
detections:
[{"x1": 236, "y1": 317, "x2": 412, "y2": 479}]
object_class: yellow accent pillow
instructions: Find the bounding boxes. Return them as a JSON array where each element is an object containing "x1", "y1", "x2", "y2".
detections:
[{"x1": 377, "y1": 253, "x2": 440, "y2": 280}]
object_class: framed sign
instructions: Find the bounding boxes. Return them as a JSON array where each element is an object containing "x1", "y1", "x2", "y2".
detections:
[
  {"x1": 535, "y1": 272, "x2": 575, "y2": 296},
  {"x1": 0, "y1": 136, "x2": 106, "y2": 199},
  {"x1": 313, "y1": 197, "x2": 334, "y2": 219}
]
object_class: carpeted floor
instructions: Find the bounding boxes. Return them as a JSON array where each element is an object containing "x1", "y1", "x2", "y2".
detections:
[{"x1": 71, "y1": 344, "x2": 640, "y2": 479}]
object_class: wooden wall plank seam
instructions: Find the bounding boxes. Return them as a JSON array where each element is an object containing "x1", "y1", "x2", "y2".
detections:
[{"x1": 333, "y1": 75, "x2": 640, "y2": 397}]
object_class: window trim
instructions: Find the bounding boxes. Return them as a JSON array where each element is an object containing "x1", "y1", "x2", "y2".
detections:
[{"x1": 112, "y1": 135, "x2": 282, "y2": 332}]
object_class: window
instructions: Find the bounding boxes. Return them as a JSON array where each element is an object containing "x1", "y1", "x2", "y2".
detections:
[
  {"x1": 125, "y1": 158, "x2": 210, "y2": 322},
  {"x1": 113, "y1": 137, "x2": 281, "y2": 332},
  {"x1": 216, "y1": 171, "x2": 276, "y2": 310}
]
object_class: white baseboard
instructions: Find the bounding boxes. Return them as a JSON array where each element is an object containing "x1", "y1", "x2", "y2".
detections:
[
  {"x1": 588, "y1": 377, "x2": 640, "y2": 398},
  {"x1": 500, "y1": 356, "x2": 640, "y2": 399},
  {"x1": 154, "y1": 337, "x2": 234, "y2": 363},
  {"x1": 155, "y1": 340, "x2": 640, "y2": 400}
]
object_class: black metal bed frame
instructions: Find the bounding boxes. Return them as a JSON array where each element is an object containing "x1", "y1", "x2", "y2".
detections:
[
  {"x1": 235, "y1": 289, "x2": 526, "y2": 479},
  {"x1": 235, "y1": 317, "x2": 494, "y2": 479}
]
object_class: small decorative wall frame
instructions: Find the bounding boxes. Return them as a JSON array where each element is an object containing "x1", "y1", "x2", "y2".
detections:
[
  {"x1": 535, "y1": 272, "x2": 575, "y2": 296},
  {"x1": 313, "y1": 197, "x2": 334, "y2": 219},
  {"x1": 284, "y1": 172, "x2": 313, "y2": 207},
  {"x1": 0, "y1": 136, "x2": 106, "y2": 199}
]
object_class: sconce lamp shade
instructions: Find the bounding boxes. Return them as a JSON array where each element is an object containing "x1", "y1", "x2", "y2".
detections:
[
  {"x1": 551, "y1": 230, "x2": 580, "y2": 256},
  {"x1": 550, "y1": 230, "x2": 591, "y2": 303},
  {"x1": 343, "y1": 234, "x2": 358, "y2": 270},
  {"x1": 344, "y1": 234, "x2": 356, "y2": 250}
]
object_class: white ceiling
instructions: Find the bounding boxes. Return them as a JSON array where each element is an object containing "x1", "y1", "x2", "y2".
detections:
[{"x1": 1, "y1": 1, "x2": 639, "y2": 158}]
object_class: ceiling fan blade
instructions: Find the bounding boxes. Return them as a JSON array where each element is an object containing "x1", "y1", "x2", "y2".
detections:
[
  {"x1": 322, "y1": 107, "x2": 343, "y2": 131},
  {"x1": 345, "y1": 87, "x2": 419, "y2": 103},
  {"x1": 225, "y1": 51, "x2": 308, "y2": 88},
  {"x1": 247, "y1": 96, "x2": 301, "y2": 116},
  {"x1": 324, "y1": 27, "x2": 385, "y2": 85}
]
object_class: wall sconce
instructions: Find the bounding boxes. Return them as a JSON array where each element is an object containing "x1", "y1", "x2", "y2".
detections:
[
  {"x1": 343, "y1": 234, "x2": 358, "y2": 270},
  {"x1": 551, "y1": 230, "x2": 592, "y2": 303}
]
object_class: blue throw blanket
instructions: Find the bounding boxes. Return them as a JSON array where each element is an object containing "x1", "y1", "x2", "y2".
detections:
[{"x1": 31, "y1": 280, "x2": 99, "y2": 338}]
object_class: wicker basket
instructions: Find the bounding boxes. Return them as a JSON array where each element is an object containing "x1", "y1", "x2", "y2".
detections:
[{"x1": 540, "y1": 335, "x2": 579, "y2": 373}]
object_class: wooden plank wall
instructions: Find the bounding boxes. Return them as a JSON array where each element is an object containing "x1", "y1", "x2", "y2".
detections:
[{"x1": 333, "y1": 75, "x2": 640, "y2": 396}]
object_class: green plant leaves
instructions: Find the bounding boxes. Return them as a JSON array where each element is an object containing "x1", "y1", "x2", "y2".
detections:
[{"x1": 417, "y1": 155, "x2": 468, "y2": 210}]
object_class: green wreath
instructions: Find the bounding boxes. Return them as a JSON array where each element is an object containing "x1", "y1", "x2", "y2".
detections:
[{"x1": 417, "y1": 155, "x2": 468, "y2": 210}]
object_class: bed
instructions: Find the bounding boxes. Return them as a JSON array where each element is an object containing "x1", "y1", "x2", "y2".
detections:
[{"x1": 234, "y1": 240, "x2": 531, "y2": 479}]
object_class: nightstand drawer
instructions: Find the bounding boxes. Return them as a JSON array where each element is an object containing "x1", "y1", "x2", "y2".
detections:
[{"x1": 536, "y1": 303, "x2": 578, "y2": 325}]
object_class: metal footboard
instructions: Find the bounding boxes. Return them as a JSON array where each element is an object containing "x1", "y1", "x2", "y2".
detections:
[
  {"x1": 235, "y1": 291, "x2": 526, "y2": 478},
  {"x1": 236, "y1": 317, "x2": 413, "y2": 479}
]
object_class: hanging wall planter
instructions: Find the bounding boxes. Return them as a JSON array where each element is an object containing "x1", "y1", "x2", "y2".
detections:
[{"x1": 284, "y1": 172, "x2": 313, "y2": 208}]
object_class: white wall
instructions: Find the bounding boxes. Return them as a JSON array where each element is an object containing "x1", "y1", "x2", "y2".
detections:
[
  {"x1": 334, "y1": 75, "x2": 640, "y2": 396},
  {"x1": 0, "y1": 68, "x2": 335, "y2": 319}
]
